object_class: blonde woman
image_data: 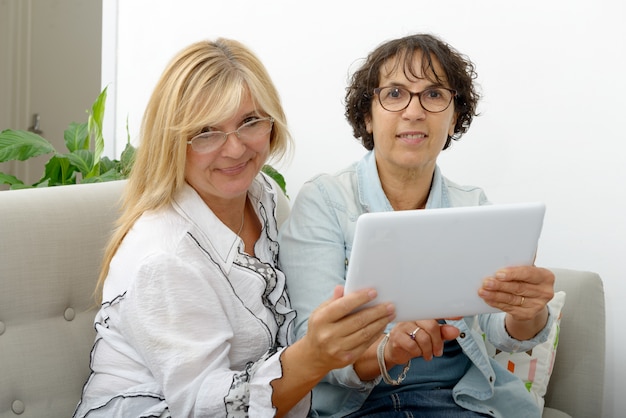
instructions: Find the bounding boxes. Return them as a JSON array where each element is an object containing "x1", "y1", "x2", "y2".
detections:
[{"x1": 73, "y1": 39, "x2": 394, "y2": 418}]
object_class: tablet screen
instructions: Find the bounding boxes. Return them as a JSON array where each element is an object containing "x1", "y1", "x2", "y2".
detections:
[{"x1": 344, "y1": 202, "x2": 546, "y2": 321}]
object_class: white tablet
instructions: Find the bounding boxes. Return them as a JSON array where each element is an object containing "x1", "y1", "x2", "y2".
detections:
[{"x1": 344, "y1": 202, "x2": 546, "y2": 321}]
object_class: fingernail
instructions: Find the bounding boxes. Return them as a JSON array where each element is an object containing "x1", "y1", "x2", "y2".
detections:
[
  {"x1": 496, "y1": 272, "x2": 507, "y2": 280},
  {"x1": 483, "y1": 278, "x2": 496, "y2": 289}
]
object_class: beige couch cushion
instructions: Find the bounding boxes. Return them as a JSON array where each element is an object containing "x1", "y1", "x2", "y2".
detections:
[{"x1": 0, "y1": 181, "x2": 124, "y2": 417}]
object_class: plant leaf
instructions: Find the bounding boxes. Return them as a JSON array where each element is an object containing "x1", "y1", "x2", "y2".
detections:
[
  {"x1": 9, "y1": 183, "x2": 34, "y2": 190},
  {"x1": 64, "y1": 122, "x2": 89, "y2": 152},
  {"x1": 0, "y1": 129, "x2": 55, "y2": 162},
  {"x1": 98, "y1": 155, "x2": 117, "y2": 174},
  {"x1": 120, "y1": 142, "x2": 136, "y2": 177},
  {"x1": 41, "y1": 154, "x2": 75, "y2": 186},
  {"x1": 89, "y1": 87, "x2": 107, "y2": 164},
  {"x1": 0, "y1": 171, "x2": 26, "y2": 187},
  {"x1": 262, "y1": 164, "x2": 288, "y2": 197},
  {"x1": 91, "y1": 86, "x2": 107, "y2": 127},
  {"x1": 81, "y1": 167, "x2": 123, "y2": 183},
  {"x1": 66, "y1": 150, "x2": 95, "y2": 176}
]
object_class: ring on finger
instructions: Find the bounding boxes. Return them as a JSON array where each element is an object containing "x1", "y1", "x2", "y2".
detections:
[{"x1": 408, "y1": 326, "x2": 421, "y2": 340}]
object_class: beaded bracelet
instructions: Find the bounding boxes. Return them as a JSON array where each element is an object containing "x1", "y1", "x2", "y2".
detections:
[{"x1": 376, "y1": 333, "x2": 411, "y2": 385}]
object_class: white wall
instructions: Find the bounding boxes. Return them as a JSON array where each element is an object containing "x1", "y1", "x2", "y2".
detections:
[{"x1": 105, "y1": 1, "x2": 625, "y2": 415}]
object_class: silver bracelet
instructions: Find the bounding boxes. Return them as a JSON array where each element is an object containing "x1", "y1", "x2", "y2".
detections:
[{"x1": 376, "y1": 333, "x2": 411, "y2": 385}]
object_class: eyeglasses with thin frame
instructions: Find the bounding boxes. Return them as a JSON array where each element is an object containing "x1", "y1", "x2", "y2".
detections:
[
  {"x1": 373, "y1": 86, "x2": 457, "y2": 113},
  {"x1": 187, "y1": 117, "x2": 274, "y2": 153}
]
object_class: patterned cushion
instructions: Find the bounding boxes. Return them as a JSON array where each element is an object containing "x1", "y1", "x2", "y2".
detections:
[{"x1": 478, "y1": 291, "x2": 566, "y2": 409}]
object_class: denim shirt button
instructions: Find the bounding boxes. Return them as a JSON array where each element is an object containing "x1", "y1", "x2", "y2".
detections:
[{"x1": 459, "y1": 332, "x2": 466, "y2": 338}]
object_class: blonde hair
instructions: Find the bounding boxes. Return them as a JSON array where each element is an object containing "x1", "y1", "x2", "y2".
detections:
[{"x1": 95, "y1": 38, "x2": 292, "y2": 302}]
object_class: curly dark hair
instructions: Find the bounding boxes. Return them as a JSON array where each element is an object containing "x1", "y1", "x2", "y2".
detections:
[{"x1": 345, "y1": 33, "x2": 480, "y2": 151}]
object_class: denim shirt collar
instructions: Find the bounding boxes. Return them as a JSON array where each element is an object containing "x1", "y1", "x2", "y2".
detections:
[{"x1": 356, "y1": 150, "x2": 451, "y2": 212}]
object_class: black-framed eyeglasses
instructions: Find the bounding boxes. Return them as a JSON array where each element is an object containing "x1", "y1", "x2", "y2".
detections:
[
  {"x1": 187, "y1": 117, "x2": 274, "y2": 154},
  {"x1": 373, "y1": 86, "x2": 457, "y2": 113}
]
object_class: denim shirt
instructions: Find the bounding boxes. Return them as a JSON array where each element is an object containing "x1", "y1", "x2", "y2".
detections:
[{"x1": 278, "y1": 151, "x2": 553, "y2": 418}]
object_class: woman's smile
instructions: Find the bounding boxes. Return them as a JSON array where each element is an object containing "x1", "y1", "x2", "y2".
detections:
[
  {"x1": 217, "y1": 160, "x2": 249, "y2": 176},
  {"x1": 397, "y1": 131, "x2": 427, "y2": 145}
]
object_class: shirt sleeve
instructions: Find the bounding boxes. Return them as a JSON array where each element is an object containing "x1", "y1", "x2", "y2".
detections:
[
  {"x1": 279, "y1": 181, "x2": 346, "y2": 340},
  {"x1": 278, "y1": 180, "x2": 378, "y2": 390},
  {"x1": 478, "y1": 308, "x2": 555, "y2": 353}
]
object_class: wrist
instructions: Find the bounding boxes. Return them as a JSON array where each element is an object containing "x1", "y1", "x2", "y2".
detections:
[
  {"x1": 284, "y1": 338, "x2": 328, "y2": 383},
  {"x1": 377, "y1": 333, "x2": 410, "y2": 385}
]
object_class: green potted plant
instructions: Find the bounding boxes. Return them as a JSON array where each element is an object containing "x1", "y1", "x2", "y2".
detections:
[
  {"x1": 0, "y1": 87, "x2": 134, "y2": 189},
  {"x1": 0, "y1": 88, "x2": 287, "y2": 194}
]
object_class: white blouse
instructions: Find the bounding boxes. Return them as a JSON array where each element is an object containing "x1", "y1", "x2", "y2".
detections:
[{"x1": 73, "y1": 174, "x2": 310, "y2": 418}]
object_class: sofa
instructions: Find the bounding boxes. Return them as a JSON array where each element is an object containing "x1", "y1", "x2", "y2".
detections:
[{"x1": 0, "y1": 180, "x2": 605, "y2": 417}]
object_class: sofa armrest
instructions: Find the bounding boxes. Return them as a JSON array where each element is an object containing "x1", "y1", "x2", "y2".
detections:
[{"x1": 544, "y1": 268, "x2": 605, "y2": 417}]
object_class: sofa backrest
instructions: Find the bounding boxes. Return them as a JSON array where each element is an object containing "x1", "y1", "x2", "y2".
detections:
[
  {"x1": 0, "y1": 180, "x2": 125, "y2": 417},
  {"x1": 0, "y1": 180, "x2": 604, "y2": 417}
]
